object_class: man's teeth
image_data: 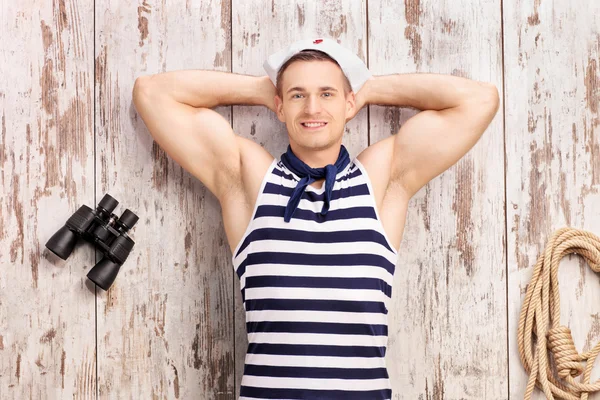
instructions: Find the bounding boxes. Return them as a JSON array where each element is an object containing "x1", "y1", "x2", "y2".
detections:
[{"x1": 303, "y1": 123, "x2": 326, "y2": 127}]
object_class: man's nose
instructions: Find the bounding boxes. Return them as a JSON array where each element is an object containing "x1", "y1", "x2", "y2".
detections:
[{"x1": 304, "y1": 95, "x2": 323, "y2": 114}]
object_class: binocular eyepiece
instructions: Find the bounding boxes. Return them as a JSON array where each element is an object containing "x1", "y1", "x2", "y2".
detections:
[{"x1": 46, "y1": 194, "x2": 138, "y2": 290}]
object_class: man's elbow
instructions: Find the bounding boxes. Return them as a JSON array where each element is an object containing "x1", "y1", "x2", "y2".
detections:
[
  {"x1": 471, "y1": 83, "x2": 500, "y2": 120},
  {"x1": 132, "y1": 75, "x2": 154, "y2": 105},
  {"x1": 481, "y1": 83, "x2": 500, "y2": 111},
  {"x1": 462, "y1": 82, "x2": 500, "y2": 110}
]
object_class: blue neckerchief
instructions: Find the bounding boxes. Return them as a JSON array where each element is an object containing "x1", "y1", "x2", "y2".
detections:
[{"x1": 279, "y1": 144, "x2": 350, "y2": 222}]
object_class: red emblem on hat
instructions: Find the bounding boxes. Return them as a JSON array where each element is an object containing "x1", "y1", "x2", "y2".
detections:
[{"x1": 313, "y1": 39, "x2": 323, "y2": 44}]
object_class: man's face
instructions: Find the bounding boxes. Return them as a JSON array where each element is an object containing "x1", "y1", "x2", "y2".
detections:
[{"x1": 275, "y1": 61, "x2": 355, "y2": 150}]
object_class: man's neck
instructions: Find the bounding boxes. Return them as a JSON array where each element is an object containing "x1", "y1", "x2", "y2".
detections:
[{"x1": 288, "y1": 142, "x2": 342, "y2": 169}]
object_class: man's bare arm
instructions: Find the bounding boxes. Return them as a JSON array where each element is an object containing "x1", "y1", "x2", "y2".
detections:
[
  {"x1": 361, "y1": 73, "x2": 500, "y2": 198},
  {"x1": 132, "y1": 71, "x2": 276, "y2": 200},
  {"x1": 138, "y1": 70, "x2": 276, "y2": 111}
]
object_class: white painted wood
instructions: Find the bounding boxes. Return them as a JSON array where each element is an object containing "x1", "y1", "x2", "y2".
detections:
[
  {"x1": 368, "y1": 0, "x2": 507, "y2": 398},
  {"x1": 95, "y1": 0, "x2": 234, "y2": 398},
  {"x1": 505, "y1": 0, "x2": 600, "y2": 398},
  {"x1": 3, "y1": 0, "x2": 599, "y2": 398},
  {"x1": 0, "y1": 0, "x2": 96, "y2": 399}
]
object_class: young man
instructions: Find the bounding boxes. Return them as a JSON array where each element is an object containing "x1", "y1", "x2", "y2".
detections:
[{"x1": 132, "y1": 41, "x2": 499, "y2": 399}]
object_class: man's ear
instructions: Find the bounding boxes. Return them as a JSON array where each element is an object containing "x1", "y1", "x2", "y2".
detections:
[
  {"x1": 275, "y1": 95, "x2": 285, "y2": 122},
  {"x1": 346, "y1": 91, "x2": 356, "y2": 117}
]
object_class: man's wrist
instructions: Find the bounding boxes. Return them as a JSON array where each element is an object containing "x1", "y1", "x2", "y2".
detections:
[
  {"x1": 359, "y1": 75, "x2": 377, "y2": 107},
  {"x1": 256, "y1": 76, "x2": 277, "y2": 112},
  {"x1": 255, "y1": 76, "x2": 270, "y2": 101},
  {"x1": 361, "y1": 74, "x2": 408, "y2": 107}
]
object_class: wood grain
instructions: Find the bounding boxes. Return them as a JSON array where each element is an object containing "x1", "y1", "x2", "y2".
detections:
[
  {"x1": 94, "y1": 0, "x2": 234, "y2": 398},
  {"x1": 2, "y1": 0, "x2": 599, "y2": 398},
  {"x1": 0, "y1": 0, "x2": 96, "y2": 399},
  {"x1": 505, "y1": 0, "x2": 600, "y2": 398},
  {"x1": 367, "y1": 0, "x2": 507, "y2": 398}
]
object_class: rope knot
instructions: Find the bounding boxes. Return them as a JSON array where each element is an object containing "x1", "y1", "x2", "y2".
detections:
[{"x1": 547, "y1": 325, "x2": 584, "y2": 379}]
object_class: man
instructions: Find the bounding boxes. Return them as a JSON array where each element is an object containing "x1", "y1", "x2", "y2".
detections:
[{"x1": 132, "y1": 39, "x2": 499, "y2": 399}]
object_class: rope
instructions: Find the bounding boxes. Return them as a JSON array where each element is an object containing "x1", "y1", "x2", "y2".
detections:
[{"x1": 518, "y1": 227, "x2": 600, "y2": 399}]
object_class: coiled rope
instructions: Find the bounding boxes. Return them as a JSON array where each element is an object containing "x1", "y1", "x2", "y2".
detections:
[{"x1": 518, "y1": 227, "x2": 600, "y2": 399}]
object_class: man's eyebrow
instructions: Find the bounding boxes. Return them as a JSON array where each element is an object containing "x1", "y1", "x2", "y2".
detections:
[{"x1": 286, "y1": 86, "x2": 339, "y2": 94}]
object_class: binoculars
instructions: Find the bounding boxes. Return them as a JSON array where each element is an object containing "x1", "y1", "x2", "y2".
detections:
[{"x1": 45, "y1": 194, "x2": 138, "y2": 290}]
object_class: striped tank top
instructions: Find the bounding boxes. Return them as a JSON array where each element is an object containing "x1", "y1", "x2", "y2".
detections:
[{"x1": 232, "y1": 155, "x2": 399, "y2": 400}]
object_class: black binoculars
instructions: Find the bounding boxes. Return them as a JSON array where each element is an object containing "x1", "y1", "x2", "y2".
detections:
[{"x1": 45, "y1": 194, "x2": 138, "y2": 290}]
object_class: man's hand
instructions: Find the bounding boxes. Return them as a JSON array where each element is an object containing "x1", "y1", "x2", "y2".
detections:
[
  {"x1": 345, "y1": 77, "x2": 373, "y2": 123},
  {"x1": 259, "y1": 76, "x2": 278, "y2": 113}
]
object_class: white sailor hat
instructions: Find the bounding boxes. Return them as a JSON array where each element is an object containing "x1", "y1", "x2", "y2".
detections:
[{"x1": 263, "y1": 37, "x2": 372, "y2": 94}]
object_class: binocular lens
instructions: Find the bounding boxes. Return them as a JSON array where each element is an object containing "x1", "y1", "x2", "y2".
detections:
[
  {"x1": 87, "y1": 257, "x2": 121, "y2": 291},
  {"x1": 46, "y1": 226, "x2": 78, "y2": 260}
]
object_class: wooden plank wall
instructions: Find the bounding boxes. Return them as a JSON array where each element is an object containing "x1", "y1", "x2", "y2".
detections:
[
  {"x1": 95, "y1": 0, "x2": 234, "y2": 398},
  {"x1": 0, "y1": 0, "x2": 598, "y2": 399},
  {"x1": 371, "y1": 1, "x2": 508, "y2": 398},
  {"x1": 505, "y1": 0, "x2": 600, "y2": 399},
  {"x1": 1, "y1": 0, "x2": 97, "y2": 399}
]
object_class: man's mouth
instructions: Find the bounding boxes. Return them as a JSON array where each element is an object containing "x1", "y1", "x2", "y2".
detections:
[{"x1": 301, "y1": 122, "x2": 328, "y2": 130}]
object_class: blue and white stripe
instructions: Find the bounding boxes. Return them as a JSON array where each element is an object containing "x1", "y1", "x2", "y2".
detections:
[{"x1": 232, "y1": 156, "x2": 398, "y2": 400}]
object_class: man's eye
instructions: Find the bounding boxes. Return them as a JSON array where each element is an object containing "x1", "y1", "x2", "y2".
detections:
[{"x1": 293, "y1": 93, "x2": 331, "y2": 99}]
